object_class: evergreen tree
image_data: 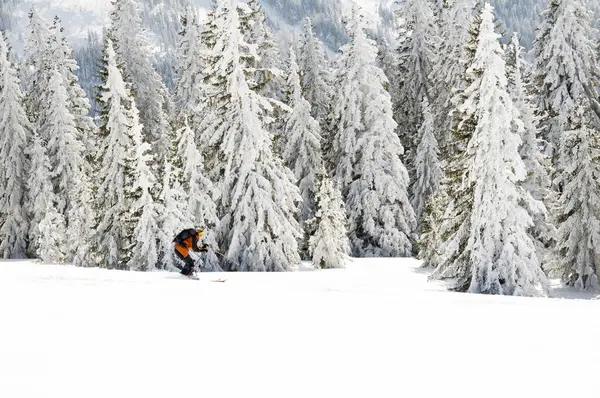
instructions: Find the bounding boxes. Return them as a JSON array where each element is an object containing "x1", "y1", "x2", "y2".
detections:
[
  {"x1": 297, "y1": 18, "x2": 332, "y2": 127},
  {"x1": 552, "y1": 104, "x2": 600, "y2": 289},
  {"x1": 94, "y1": 39, "x2": 143, "y2": 269},
  {"x1": 411, "y1": 97, "x2": 443, "y2": 226},
  {"x1": 175, "y1": 120, "x2": 221, "y2": 272},
  {"x1": 308, "y1": 170, "x2": 350, "y2": 269},
  {"x1": 26, "y1": 131, "x2": 67, "y2": 263},
  {"x1": 40, "y1": 69, "x2": 85, "y2": 216},
  {"x1": 506, "y1": 33, "x2": 556, "y2": 265},
  {"x1": 110, "y1": 0, "x2": 172, "y2": 176},
  {"x1": 68, "y1": 175, "x2": 96, "y2": 267},
  {"x1": 127, "y1": 102, "x2": 161, "y2": 271},
  {"x1": 331, "y1": 7, "x2": 416, "y2": 257},
  {"x1": 0, "y1": 32, "x2": 31, "y2": 259},
  {"x1": 532, "y1": 0, "x2": 600, "y2": 157},
  {"x1": 283, "y1": 48, "x2": 323, "y2": 226},
  {"x1": 199, "y1": 0, "x2": 302, "y2": 272},
  {"x1": 433, "y1": 4, "x2": 547, "y2": 296},
  {"x1": 395, "y1": 0, "x2": 437, "y2": 169}
]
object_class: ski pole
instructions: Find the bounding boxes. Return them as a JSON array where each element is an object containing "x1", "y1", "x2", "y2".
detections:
[{"x1": 214, "y1": 250, "x2": 242, "y2": 269}]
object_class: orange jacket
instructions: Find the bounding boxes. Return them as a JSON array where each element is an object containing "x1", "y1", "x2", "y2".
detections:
[{"x1": 174, "y1": 232, "x2": 202, "y2": 258}]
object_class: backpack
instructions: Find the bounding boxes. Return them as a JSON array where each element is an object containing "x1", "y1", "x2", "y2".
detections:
[{"x1": 173, "y1": 228, "x2": 197, "y2": 245}]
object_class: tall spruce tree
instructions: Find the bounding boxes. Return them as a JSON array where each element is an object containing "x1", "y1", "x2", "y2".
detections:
[
  {"x1": 506, "y1": 33, "x2": 556, "y2": 266},
  {"x1": 0, "y1": 32, "x2": 31, "y2": 259},
  {"x1": 532, "y1": 0, "x2": 600, "y2": 157},
  {"x1": 331, "y1": 7, "x2": 416, "y2": 257},
  {"x1": 110, "y1": 0, "x2": 172, "y2": 177},
  {"x1": 395, "y1": 0, "x2": 437, "y2": 170},
  {"x1": 94, "y1": 39, "x2": 145, "y2": 269},
  {"x1": 198, "y1": 0, "x2": 302, "y2": 272},
  {"x1": 433, "y1": 4, "x2": 548, "y2": 296}
]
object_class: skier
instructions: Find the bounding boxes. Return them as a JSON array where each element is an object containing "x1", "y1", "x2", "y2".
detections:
[{"x1": 173, "y1": 228, "x2": 210, "y2": 276}]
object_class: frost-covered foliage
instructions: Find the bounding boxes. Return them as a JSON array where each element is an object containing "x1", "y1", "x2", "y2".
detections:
[
  {"x1": 308, "y1": 170, "x2": 350, "y2": 269},
  {"x1": 331, "y1": 7, "x2": 416, "y2": 257},
  {"x1": 428, "y1": 0, "x2": 478, "y2": 147},
  {"x1": 506, "y1": 33, "x2": 556, "y2": 266},
  {"x1": 395, "y1": 0, "x2": 437, "y2": 165},
  {"x1": 26, "y1": 131, "x2": 66, "y2": 263},
  {"x1": 199, "y1": 0, "x2": 301, "y2": 272},
  {"x1": 283, "y1": 48, "x2": 323, "y2": 226},
  {"x1": 551, "y1": 105, "x2": 600, "y2": 290},
  {"x1": 94, "y1": 39, "x2": 143, "y2": 269},
  {"x1": 175, "y1": 120, "x2": 221, "y2": 272},
  {"x1": 110, "y1": 0, "x2": 172, "y2": 175},
  {"x1": 532, "y1": 0, "x2": 600, "y2": 157},
  {"x1": 297, "y1": 18, "x2": 332, "y2": 127},
  {"x1": 0, "y1": 32, "x2": 31, "y2": 259},
  {"x1": 67, "y1": 175, "x2": 96, "y2": 267},
  {"x1": 435, "y1": 4, "x2": 548, "y2": 297},
  {"x1": 127, "y1": 103, "x2": 160, "y2": 272},
  {"x1": 411, "y1": 97, "x2": 442, "y2": 226}
]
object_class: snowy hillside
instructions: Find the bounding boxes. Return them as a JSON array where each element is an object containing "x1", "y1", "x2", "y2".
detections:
[{"x1": 0, "y1": 258, "x2": 598, "y2": 398}]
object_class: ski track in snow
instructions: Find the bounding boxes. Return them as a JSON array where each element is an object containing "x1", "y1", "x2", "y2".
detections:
[{"x1": 0, "y1": 258, "x2": 599, "y2": 398}]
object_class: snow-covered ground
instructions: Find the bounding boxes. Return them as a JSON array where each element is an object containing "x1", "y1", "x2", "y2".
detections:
[{"x1": 0, "y1": 258, "x2": 598, "y2": 398}]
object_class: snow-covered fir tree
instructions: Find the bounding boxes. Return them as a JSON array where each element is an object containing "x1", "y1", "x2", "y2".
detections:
[
  {"x1": 297, "y1": 18, "x2": 332, "y2": 128},
  {"x1": 26, "y1": 130, "x2": 67, "y2": 263},
  {"x1": 127, "y1": 103, "x2": 161, "y2": 272},
  {"x1": 395, "y1": 0, "x2": 437, "y2": 168},
  {"x1": 110, "y1": 0, "x2": 172, "y2": 176},
  {"x1": 308, "y1": 170, "x2": 350, "y2": 269},
  {"x1": 434, "y1": 4, "x2": 548, "y2": 296},
  {"x1": 411, "y1": 96, "x2": 443, "y2": 226},
  {"x1": 506, "y1": 33, "x2": 556, "y2": 265},
  {"x1": 552, "y1": 104, "x2": 600, "y2": 289},
  {"x1": 175, "y1": 120, "x2": 221, "y2": 272},
  {"x1": 0, "y1": 32, "x2": 31, "y2": 259},
  {"x1": 331, "y1": 7, "x2": 416, "y2": 257},
  {"x1": 428, "y1": 0, "x2": 478, "y2": 147},
  {"x1": 48, "y1": 18, "x2": 97, "y2": 160},
  {"x1": 532, "y1": 0, "x2": 600, "y2": 157},
  {"x1": 67, "y1": 175, "x2": 96, "y2": 267},
  {"x1": 199, "y1": 0, "x2": 302, "y2": 272},
  {"x1": 39, "y1": 69, "x2": 85, "y2": 216},
  {"x1": 172, "y1": 6, "x2": 205, "y2": 127},
  {"x1": 94, "y1": 39, "x2": 144, "y2": 269},
  {"x1": 283, "y1": 48, "x2": 323, "y2": 227}
]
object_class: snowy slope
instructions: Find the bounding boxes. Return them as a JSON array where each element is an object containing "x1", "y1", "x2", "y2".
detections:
[{"x1": 0, "y1": 258, "x2": 598, "y2": 398}]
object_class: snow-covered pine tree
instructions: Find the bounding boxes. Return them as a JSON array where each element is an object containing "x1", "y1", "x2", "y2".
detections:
[
  {"x1": 436, "y1": 3, "x2": 548, "y2": 296},
  {"x1": 428, "y1": 0, "x2": 478, "y2": 147},
  {"x1": 110, "y1": 0, "x2": 172, "y2": 177},
  {"x1": 39, "y1": 69, "x2": 85, "y2": 217},
  {"x1": 94, "y1": 39, "x2": 142, "y2": 269},
  {"x1": 283, "y1": 48, "x2": 323, "y2": 227},
  {"x1": 23, "y1": 6, "x2": 52, "y2": 126},
  {"x1": 26, "y1": 130, "x2": 67, "y2": 263},
  {"x1": 297, "y1": 18, "x2": 332, "y2": 128},
  {"x1": 395, "y1": 0, "x2": 437, "y2": 170},
  {"x1": 0, "y1": 32, "x2": 31, "y2": 259},
  {"x1": 506, "y1": 33, "x2": 556, "y2": 266},
  {"x1": 48, "y1": 17, "x2": 97, "y2": 161},
  {"x1": 423, "y1": 2, "x2": 482, "y2": 279},
  {"x1": 331, "y1": 7, "x2": 416, "y2": 257},
  {"x1": 411, "y1": 96, "x2": 443, "y2": 226},
  {"x1": 532, "y1": 0, "x2": 600, "y2": 157},
  {"x1": 552, "y1": 103, "x2": 600, "y2": 289},
  {"x1": 174, "y1": 120, "x2": 221, "y2": 272},
  {"x1": 127, "y1": 101, "x2": 161, "y2": 272},
  {"x1": 308, "y1": 169, "x2": 350, "y2": 269},
  {"x1": 67, "y1": 174, "x2": 96, "y2": 267},
  {"x1": 199, "y1": 0, "x2": 302, "y2": 272},
  {"x1": 172, "y1": 6, "x2": 205, "y2": 128}
]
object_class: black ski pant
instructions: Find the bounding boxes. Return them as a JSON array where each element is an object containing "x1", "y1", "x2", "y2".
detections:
[{"x1": 175, "y1": 251, "x2": 195, "y2": 276}]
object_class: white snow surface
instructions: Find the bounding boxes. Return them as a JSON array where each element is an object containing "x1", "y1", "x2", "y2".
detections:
[{"x1": 0, "y1": 258, "x2": 598, "y2": 398}]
